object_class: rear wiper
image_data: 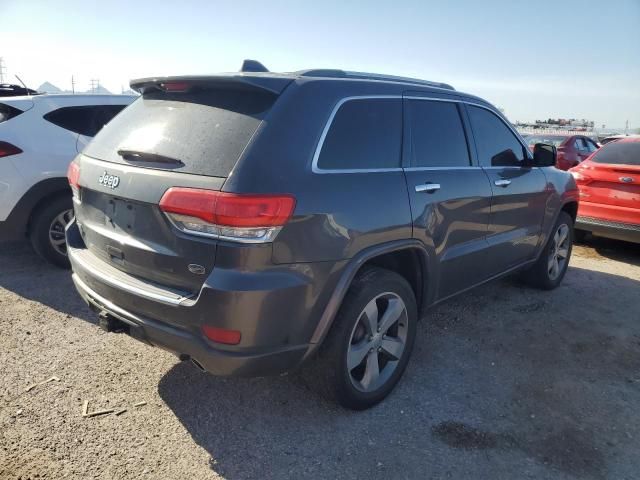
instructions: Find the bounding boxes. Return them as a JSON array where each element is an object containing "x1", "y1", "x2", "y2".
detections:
[{"x1": 117, "y1": 150, "x2": 185, "y2": 167}]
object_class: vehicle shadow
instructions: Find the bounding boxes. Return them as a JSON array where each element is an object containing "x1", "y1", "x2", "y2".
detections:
[
  {"x1": 575, "y1": 234, "x2": 640, "y2": 266},
  {"x1": 0, "y1": 241, "x2": 94, "y2": 323},
  {"x1": 158, "y1": 265, "x2": 640, "y2": 480}
]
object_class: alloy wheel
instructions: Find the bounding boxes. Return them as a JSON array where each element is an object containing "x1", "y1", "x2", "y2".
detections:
[
  {"x1": 48, "y1": 209, "x2": 73, "y2": 256},
  {"x1": 548, "y1": 223, "x2": 570, "y2": 280},
  {"x1": 347, "y1": 292, "x2": 408, "y2": 393}
]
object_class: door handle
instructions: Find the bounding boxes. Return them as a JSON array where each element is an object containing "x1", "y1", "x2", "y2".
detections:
[
  {"x1": 494, "y1": 179, "x2": 511, "y2": 187},
  {"x1": 415, "y1": 183, "x2": 441, "y2": 193}
]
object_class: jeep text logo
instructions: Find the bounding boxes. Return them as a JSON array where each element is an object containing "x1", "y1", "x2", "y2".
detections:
[{"x1": 98, "y1": 171, "x2": 120, "y2": 189}]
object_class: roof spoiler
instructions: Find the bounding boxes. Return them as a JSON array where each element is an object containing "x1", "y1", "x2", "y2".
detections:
[
  {"x1": 132, "y1": 59, "x2": 287, "y2": 95},
  {"x1": 131, "y1": 74, "x2": 290, "y2": 96}
]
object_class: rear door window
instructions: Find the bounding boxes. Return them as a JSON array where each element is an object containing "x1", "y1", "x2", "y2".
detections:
[
  {"x1": 43, "y1": 105, "x2": 127, "y2": 137},
  {"x1": 406, "y1": 100, "x2": 470, "y2": 167},
  {"x1": 83, "y1": 89, "x2": 277, "y2": 178},
  {"x1": 316, "y1": 98, "x2": 401, "y2": 170},
  {"x1": 467, "y1": 105, "x2": 526, "y2": 167}
]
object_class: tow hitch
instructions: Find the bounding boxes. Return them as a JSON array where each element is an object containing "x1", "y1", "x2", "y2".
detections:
[{"x1": 98, "y1": 311, "x2": 128, "y2": 333}]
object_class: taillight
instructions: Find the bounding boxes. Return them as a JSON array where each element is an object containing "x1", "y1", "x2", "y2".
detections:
[
  {"x1": 201, "y1": 325, "x2": 241, "y2": 345},
  {"x1": 67, "y1": 161, "x2": 80, "y2": 200},
  {"x1": 159, "y1": 187, "x2": 296, "y2": 243},
  {"x1": 161, "y1": 82, "x2": 191, "y2": 92},
  {"x1": 0, "y1": 141, "x2": 23, "y2": 158}
]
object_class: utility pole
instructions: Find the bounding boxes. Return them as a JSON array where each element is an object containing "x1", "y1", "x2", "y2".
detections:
[
  {"x1": 625, "y1": 120, "x2": 629, "y2": 135},
  {"x1": 89, "y1": 78, "x2": 99, "y2": 94},
  {"x1": 0, "y1": 57, "x2": 6, "y2": 84},
  {"x1": 71, "y1": 75, "x2": 76, "y2": 94}
]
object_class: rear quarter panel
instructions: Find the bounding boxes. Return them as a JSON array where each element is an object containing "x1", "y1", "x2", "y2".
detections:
[{"x1": 223, "y1": 79, "x2": 413, "y2": 264}]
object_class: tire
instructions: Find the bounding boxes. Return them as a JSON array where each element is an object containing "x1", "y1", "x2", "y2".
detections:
[
  {"x1": 29, "y1": 195, "x2": 73, "y2": 269},
  {"x1": 522, "y1": 211, "x2": 573, "y2": 290},
  {"x1": 307, "y1": 267, "x2": 417, "y2": 410}
]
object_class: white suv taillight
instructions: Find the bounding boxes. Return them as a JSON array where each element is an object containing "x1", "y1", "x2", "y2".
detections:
[
  {"x1": 0, "y1": 141, "x2": 23, "y2": 158},
  {"x1": 67, "y1": 161, "x2": 80, "y2": 201},
  {"x1": 159, "y1": 187, "x2": 296, "y2": 243}
]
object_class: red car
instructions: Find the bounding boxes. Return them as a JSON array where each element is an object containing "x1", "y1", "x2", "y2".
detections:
[
  {"x1": 524, "y1": 134, "x2": 599, "y2": 170},
  {"x1": 569, "y1": 137, "x2": 640, "y2": 243}
]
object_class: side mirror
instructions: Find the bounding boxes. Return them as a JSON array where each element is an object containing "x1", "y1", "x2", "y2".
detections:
[{"x1": 532, "y1": 143, "x2": 557, "y2": 167}]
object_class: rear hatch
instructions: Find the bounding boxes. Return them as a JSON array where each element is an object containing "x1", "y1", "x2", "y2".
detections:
[
  {"x1": 73, "y1": 75, "x2": 291, "y2": 293},
  {"x1": 579, "y1": 141, "x2": 640, "y2": 210}
]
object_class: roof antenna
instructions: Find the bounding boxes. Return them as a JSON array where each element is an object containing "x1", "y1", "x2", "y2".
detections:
[
  {"x1": 241, "y1": 60, "x2": 269, "y2": 73},
  {"x1": 15, "y1": 74, "x2": 32, "y2": 98}
]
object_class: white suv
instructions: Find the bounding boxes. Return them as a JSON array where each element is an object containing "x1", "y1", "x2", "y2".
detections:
[{"x1": 0, "y1": 93, "x2": 135, "y2": 266}]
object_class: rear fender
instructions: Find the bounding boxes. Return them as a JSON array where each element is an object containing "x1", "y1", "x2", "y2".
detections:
[{"x1": 306, "y1": 239, "x2": 432, "y2": 356}]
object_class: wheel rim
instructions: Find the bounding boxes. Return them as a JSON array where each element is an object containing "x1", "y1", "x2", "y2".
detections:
[
  {"x1": 548, "y1": 223, "x2": 570, "y2": 280},
  {"x1": 48, "y1": 209, "x2": 73, "y2": 256},
  {"x1": 347, "y1": 292, "x2": 408, "y2": 393}
]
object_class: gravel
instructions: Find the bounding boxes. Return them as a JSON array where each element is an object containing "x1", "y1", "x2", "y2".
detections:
[{"x1": 1, "y1": 237, "x2": 639, "y2": 479}]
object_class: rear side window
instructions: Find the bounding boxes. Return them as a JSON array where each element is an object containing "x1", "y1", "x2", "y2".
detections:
[
  {"x1": 83, "y1": 89, "x2": 276, "y2": 178},
  {"x1": 407, "y1": 100, "x2": 470, "y2": 167},
  {"x1": 591, "y1": 141, "x2": 640, "y2": 166},
  {"x1": 317, "y1": 98, "x2": 401, "y2": 170},
  {"x1": 0, "y1": 103, "x2": 24, "y2": 123},
  {"x1": 467, "y1": 105, "x2": 526, "y2": 167},
  {"x1": 43, "y1": 105, "x2": 127, "y2": 137}
]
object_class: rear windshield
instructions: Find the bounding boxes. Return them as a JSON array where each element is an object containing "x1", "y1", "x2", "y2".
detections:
[
  {"x1": 591, "y1": 141, "x2": 640, "y2": 166},
  {"x1": 83, "y1": 88, "x2": 276, "y2": 177}
]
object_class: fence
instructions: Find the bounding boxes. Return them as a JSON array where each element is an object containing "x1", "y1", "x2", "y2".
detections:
[{"x1": 516, "y1": 127, "x2": 598, "y2": 139}]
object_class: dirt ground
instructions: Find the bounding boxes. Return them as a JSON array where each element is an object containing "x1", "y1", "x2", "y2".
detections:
[{"x1": 1, "y1": 236, "x2": 639, "y2": 480}]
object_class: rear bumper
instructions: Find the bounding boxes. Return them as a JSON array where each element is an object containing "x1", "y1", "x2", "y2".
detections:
[
  {"x1": 575, "y1": 216, "x2": 640, "y2": 244},
  {"x1": 72, "y1": 273, "x2": 308, "y2": 376},
  {"x1": 66, "y1": 219, "x2": 343, "y2": 376}
]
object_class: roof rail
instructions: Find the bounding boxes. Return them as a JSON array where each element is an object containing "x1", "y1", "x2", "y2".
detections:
[{"x1": 297, "y1": 69, "x2": 455, "y2": 90}]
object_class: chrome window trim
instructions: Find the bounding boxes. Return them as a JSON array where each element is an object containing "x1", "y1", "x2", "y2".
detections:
[
  {"x1": 483, "y1": 166, "x2": 539, "y2": 170},
  {"x1": 404, "y1": 96, "x2": 459, "y2": 101},
  {"x1": 312, "y1": 95, "x2": 531, "y2": 175},
  {"x1": 312, "y1": 95, "x2": 403, "y2": 174},
  {"x1": 404, "y1": 166, "x2": 481, "y2": 171}
]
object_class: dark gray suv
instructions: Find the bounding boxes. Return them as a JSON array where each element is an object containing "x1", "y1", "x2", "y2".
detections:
[{"x1": 67, "y1": 64, "x2": 579, "y2": 409}]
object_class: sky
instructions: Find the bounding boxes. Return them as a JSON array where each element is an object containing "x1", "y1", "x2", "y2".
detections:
[{"x1": 1, "y1": 0, "x2": 639, "y2": 129}]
